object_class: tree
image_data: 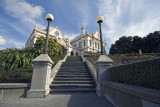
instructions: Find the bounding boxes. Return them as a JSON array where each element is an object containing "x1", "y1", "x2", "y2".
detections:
[
  {"x1": 109, "y1": 36, "x2": 133, "y2": 54},
  {"x1": 109, "y1": 31, "x2": 160, "y2": 54},
  {"x1": 34, "y1": 36, "x2": 63, "y2": 57},
  {"x1": 144, "y1": 31, "x2": 160, "y2": 53},
  {"x1": 132, "y1": 36, "x2": 143, "y2": 53}
]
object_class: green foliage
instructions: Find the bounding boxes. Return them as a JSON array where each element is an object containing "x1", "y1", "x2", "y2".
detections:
[
  {"x1": 0, "y1": 48, "x2": 36, "y2": 70},
  {"x1": 144, "y1": 31, "x2": 160, "y2": 53},
  {"x1": 109, "y1": 36, "x2": 134, "y2": 54},
  {"x1": 0, "y1": 68, "x2": 32, "y2": 83},
  {"x1": 109, "y1": 31, "x2": 160, "y2": 54},
  {"x1": 109, "y1": 57, "x2": 160, "y2": 90},
  {"x1": 109, "y1": 53, "x2": 160, "y2": 57},
  {"x1": 34, "y1": 36, "x2": 63, "y2": 57},
  {"x1": 0, "y1": 36, "x2": 64, "y2": 71},
  {"x1": 0, "y1": 36, "x2": 65, "y2": 82},
  {"x1": 84, "y1": 54, "x2": 100, "y2": 57}
]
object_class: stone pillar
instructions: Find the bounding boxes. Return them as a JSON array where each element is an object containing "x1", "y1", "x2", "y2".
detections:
[
  {"x1": 27, "y1": 54, "x2": 53, "y2": 98},
  {"x1": 96, "y1": 55, "x2": 113, "y2": 97}
]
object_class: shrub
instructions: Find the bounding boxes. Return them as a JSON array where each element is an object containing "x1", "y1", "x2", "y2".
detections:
[
  {"x1": 109, "y1": 57, "x2": 160, "y2": 90},
  {"x1": 84, "y1": 54, "x2": 100, "y2": 57},
  {"x1": 0, "y1": 48, "x2": 36, "y2": 70},
  {"x1": 0, "y1": 68, "x2": 33, "y2": 83}
]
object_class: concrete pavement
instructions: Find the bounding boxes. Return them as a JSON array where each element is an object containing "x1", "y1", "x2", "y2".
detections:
[{"x1": 0, "y1": 92, "x2": 115, "y2": 107}]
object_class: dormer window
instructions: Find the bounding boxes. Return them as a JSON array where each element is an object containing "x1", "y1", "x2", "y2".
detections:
[{"x1": 55, "y1": 31, "x2": 59, "y2": 36}]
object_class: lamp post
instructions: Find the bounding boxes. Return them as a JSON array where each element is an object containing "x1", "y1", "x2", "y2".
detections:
[
  {"x1": 96, "y1": 16, "x2": 104, "y2": 55},
  {"x1": 27, "y1": 14, "x2": 54, "y2": 98},
  {"x1": 43, "y1": 14, "x2": 54, "y2": 54}
]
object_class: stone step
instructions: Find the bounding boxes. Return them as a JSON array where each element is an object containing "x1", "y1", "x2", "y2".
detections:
[
  {"x1": 55, "y1": 75, "x2": 92, "y2": 78},
  {"x1": 54, "y1": 78, "x2": 93, "y2": 81},
  {"x1": 50, "y1": 56, "x2": 96, "y2": 93},
  {"x1": 66, "y1": 57, "x2": 81, "y2": 59},
  {"x1": 60, "y1": 66, "x2": 87, "y2": 69},
  {"x1": 57, "y1": 72, "x2": 91, "y2": 76},
  {"x1": 58, "y1": 72, "x2": 89, "y2": 74},
  {"x1": 63, "y1": 62, "x2": 84, "y2": 63},
  {"x1": 62, "y1": 63, "x2": 84, "y2": 66},
  {"x1": 50, "y1": 88, "x2": 96, "y2": 93},
  {"x1": 51, "y1": 84, "x2": 96, "y2": 89},
  {"x1": 57, "y1": 72, "x2": 90, "y2": 75},
  {"x1": 62, "y1": 65, "x2": 84, "y2": 66},
  {"x1": 59, "y1": 69, "x2": 88, "y2": 71},
  {"x1": 59, "y1": 68, "x2": 88, "y2": 70},
  {"x1": 58, "y1": 71, "x2": 89, "y2": 73},
  {"x1": 66, "y1": 58, "x2": 81, "y2": 59},
  {"x1": 61, "y1": 65, "x2": 85, "y2": 67},
  {"x1": 57, "y1": 72, "x2": 89, "y2": 75},
  {"x1": 52, "y1": 81, "x2": 95, "y2": 84},
  {"x1": 61, "y1": 65, "x2": 86, "y2": 67},
  {"x1": 65, "y1": 61, "x2": 82, "y2": 62}
]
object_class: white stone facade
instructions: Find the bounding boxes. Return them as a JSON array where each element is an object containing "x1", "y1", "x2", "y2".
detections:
[
  {"x1": 25, "y1": 25, "x2": 106, "y2": 56},
  {"x1": 25, "y1": 24, "x2": 72, "y2": 55},
  {"x1": 70, "y1": 27, "x2": 106, "y2": 56}
]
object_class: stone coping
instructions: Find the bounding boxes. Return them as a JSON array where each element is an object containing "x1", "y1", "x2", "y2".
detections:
[
  {"x1": 102, "y1": 81, "x2": 160, "y2": 104},
  {"x1": 0, "y1": 83, "x2": 30, "y2": 89}
]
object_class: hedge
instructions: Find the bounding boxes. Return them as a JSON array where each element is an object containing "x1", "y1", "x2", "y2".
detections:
[
  {"x1": 0, "y1": 68, "x2": 32, "y2": 83},
  {"x1": 84, "y1": 54, "x2": 100, "y2": 57},
  {"x1": 109, "y1": 57, "x2": 160, "y2": 90}
]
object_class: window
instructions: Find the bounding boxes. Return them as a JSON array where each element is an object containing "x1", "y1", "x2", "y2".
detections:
[
  {"x1": 90, "y1": 40, "x2": 92, "y2": 47},
  {"x1": 98, "y1": 43, "x2": 99, "y2": 50},
  {"x1": 84, "y1": 40, "x2": 85, "y2": 47},
  {"x1": 79, "y1": 42, "x2": 81, "y2": 48},
  {"x1": 95, "y1": 42, "x2": 97, "y2": 48},
  {"x1": 55, "y1": 31, "x2": 59, "y2": 36}
]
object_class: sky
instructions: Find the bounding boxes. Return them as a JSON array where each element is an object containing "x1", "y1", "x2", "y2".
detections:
[{"x1": 0, "y1": 0, "x2": 160, "y2": 53}]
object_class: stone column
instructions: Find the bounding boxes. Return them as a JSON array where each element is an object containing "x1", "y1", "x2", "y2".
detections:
[
  {"x1": 27, "y1": 54, "x2": 53, "y2": 98},
  {"x1": 96, "y1": 55, "x2": 113, "y2": 97}
]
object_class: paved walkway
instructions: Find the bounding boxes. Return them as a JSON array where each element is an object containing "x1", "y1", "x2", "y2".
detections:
[{"x1": 0, "y1": 92, "x2": 115, "y2": 107}]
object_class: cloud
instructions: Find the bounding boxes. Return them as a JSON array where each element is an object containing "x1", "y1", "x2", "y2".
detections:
[
  {"x1": 64, "y1": 32, "x2": 79, "y2": 41},
  {"x1": 97, "y1": 0, "x2": 160, "y2": 53},
  {"x1": 7, "y1": 39, "x2": 25, "y2": 48},
  {"x1": 76, "y1": 3, "x2": 89, "y2": 27},
  {"x1": 71, "y1": 1, "x2": 91, "y2": 28},
  {"x1": 3, "y1": 0, "x2": 45, "y2": 29},
  {"x1": 0, "y1": 17, "x2": 28, "y2": 36},
  {"x1": 0, "y1": 35, "x2": 6, "y2": 45}
]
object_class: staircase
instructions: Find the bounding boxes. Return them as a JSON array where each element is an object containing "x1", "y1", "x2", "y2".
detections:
[{"x1": 50, "y1": 56, "x2": 96, "y2": 93}]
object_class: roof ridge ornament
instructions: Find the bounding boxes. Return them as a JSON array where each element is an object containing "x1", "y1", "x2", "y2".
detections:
[
  {"x1": 35, "y1": 23, "x2": 37, "y2": 29},
  {"x1": 86, "y1": 28, "x2": 89, "y2": 34}
]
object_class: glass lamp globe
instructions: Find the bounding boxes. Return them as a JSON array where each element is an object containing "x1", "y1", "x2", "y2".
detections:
[
  {"x1": 96, "y1": 16, "x2": 104, "y2": 23},
  {"x1": 46, "y1": 14, "x2": 54, "y2": 21}
]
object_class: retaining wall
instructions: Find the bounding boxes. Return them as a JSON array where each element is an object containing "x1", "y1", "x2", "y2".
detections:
[
  {"x1": 0, "y1": 83, "x2": 30, "y2": 98},
  {"x1": 102, "y1": 81, "x2": 160, "y2": 107}
]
